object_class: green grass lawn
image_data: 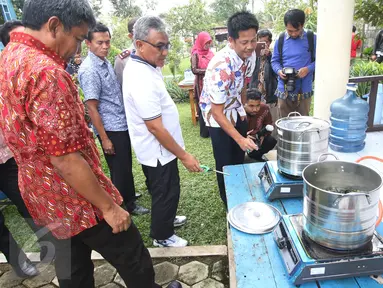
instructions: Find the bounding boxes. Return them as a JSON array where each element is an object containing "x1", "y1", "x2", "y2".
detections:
[{"x1": 3, "y1": 103, "x2": 227, "y2": 251}]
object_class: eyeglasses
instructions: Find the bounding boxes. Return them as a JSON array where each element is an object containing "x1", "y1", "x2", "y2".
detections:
[{"x1": 139, "y1": 39, "x2": 171, "y2": 52}]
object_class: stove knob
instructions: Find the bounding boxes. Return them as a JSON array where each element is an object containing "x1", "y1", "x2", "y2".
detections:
[{"x1": 276, "y1": 237, "x2": 287, "y2": 249}]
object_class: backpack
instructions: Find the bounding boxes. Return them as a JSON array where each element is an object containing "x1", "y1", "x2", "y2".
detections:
[{"x1": 278, "y1": 29, "x2": 315, "y2": 68}]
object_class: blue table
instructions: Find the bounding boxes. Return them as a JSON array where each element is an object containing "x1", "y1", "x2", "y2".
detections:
[{"x1": 224, "y1": 163, "x2": 383, "y2": 288}]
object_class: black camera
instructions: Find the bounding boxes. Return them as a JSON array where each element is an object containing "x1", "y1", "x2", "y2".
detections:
[
  {"x1": 282, "y1": 67, "x2": 297, "y2": 92},
  {"x1": 255, "y1": 125, "x2": 274, "y2": 146}
]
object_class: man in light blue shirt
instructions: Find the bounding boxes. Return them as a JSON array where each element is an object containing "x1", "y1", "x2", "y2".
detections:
[{"x1": 79, "y1": 22, "x2": 149, "y2": 215}]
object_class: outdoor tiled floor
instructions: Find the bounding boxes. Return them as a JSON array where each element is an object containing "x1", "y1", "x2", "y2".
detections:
[{"x1": 0, "y1": 248, "x2": 229, "y2": 288}]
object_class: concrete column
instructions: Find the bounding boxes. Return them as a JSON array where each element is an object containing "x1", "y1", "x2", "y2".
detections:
[{"x1": 313, "y1": 0, "x2": 355, "y2": 120}]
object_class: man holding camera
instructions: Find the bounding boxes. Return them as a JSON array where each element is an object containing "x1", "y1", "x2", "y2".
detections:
[
  {"x1": 245, "y1": 89, "x2": 277, "y2": 162},
  {"x1": 271, "y1": 9, "x2": 316, "y2": 117}
]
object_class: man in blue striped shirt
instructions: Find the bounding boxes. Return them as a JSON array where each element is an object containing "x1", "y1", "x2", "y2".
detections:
[{"x1": 79, "y1": 22, "x2": 149, "y2": 216}]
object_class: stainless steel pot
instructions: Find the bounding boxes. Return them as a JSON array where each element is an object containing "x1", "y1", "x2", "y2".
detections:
[
  {"x1": 302, "y1": 153, "x2": 383, "y2": 250},
  {"x1": 276, "y1": 112, "x2": 330, "y2": 176}
]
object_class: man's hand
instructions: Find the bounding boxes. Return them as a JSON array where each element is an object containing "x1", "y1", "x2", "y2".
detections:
[
  {"x1": 278, "y1": 70, "x2": 287, "y2": 80},
  {"x1": 297, "y1": 67, "x2": 309, "y2": 78},
  {"x1": 180, "y1": 152, "x2": 203, "y2": 172},
  {"x1": 238, "y1": 137, "x2": 258, "y2": 152},
  {"x1": 371, "y1": 55, "x2": 377, "y2": 61},
  {"x1": 261, "y1": 48, "x2": 271, "y2": 57},
  {"x1": 102, "y1": 138, "x2": 115, "y2": 155},
  {"x1": 102, "y1": 203, "x2": 131, "y2": 234}
]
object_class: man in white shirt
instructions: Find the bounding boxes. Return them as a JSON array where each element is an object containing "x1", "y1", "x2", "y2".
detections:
[
  {"x1": 200, "y1": 11, "x2": 259, "y2": 206},
  {"x1": 123, "y1": 16, "x2": 201, "y2": 248}
]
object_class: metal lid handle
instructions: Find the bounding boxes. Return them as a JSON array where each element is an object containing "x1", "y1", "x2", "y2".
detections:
[
  {"x1": 287, "y1": 112, "x2": 302, "y2": 118},
  {"x1": 317, "y1": 153, "x2": 339, "y2": 162},
  {"x1": 298, "y1": 128, "x2": 321, "y2": 140}
]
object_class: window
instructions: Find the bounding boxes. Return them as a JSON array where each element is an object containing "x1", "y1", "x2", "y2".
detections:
[
  {"x1": 1, "y1": 4, "x2": 12, "y2": 21},
  {"x1": 0, "y1": 11, "x2": 4, "y2": 25}
]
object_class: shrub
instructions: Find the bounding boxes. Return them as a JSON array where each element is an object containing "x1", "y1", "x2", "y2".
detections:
[
  {"x1": 350, "y1": 61, "x2": 383, "y2": 97},
  {"x1": 363, "y1": 47, "x2": 374, "y2": 58},
  {"x1": 80, "y1": 44, "x2": 121, "y2": 66},
  {"x1": 165, "y1": 77, "x2": 188, "y2": 103}
]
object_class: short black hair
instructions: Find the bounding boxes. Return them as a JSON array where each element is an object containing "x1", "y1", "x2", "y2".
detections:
[
  {"x1": 247, "y1": 88, "x2": 262, "y2": 101},
  {"x1": 257, "y1": 29, "x2": 272, "y2": 42},
  {"x1": 227, "y1": 11, "x2": 259, "y2": 40},
  {"x1": 0, "y1": 20, "x2": 23, "y2": 46},
  {"x1": 22, "y1": 0, "x2": 96, "y2": 31},
  {"x1": 284, "y1": 9, "x2": 305, "y2": 29},
  {"x1": 87, "y1": 22, "x2": 111, "y2": 41},
  {"x1": 352, "y1": 25, "x2": 356, "y2": 33},
  {"x1": 128, "y1": 17, "x2": 139, "y2": 34}
]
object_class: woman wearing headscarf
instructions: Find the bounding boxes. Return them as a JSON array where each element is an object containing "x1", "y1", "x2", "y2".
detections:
[{"x1": 191, "y1": 32, "x2": 214, "y2": 138}]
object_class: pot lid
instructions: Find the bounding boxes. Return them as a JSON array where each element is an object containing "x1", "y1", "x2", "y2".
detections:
[
  {"x1": 227, "y1": 202, "x2": 281, "y2": 234},
  {"x1": 276, "y1": 116, "x2": 330, "y2": 131}
]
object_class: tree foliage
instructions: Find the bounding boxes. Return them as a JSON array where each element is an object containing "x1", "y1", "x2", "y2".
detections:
[
  {"x1": 354, "y1": 0, "x2": 383, "y2": 27},
  {"x1": 110, "y1": 0, "x2": 142, "y2": 18},
  {"x1": 210, "y1": 0, "x2": 249, "y2": 25},
  {"x1": 11, "y1": 0, "x2": 24, "y2": 19},
  {"x1": 264, "y1": 0, "x2": 318, "y2": 34},
  {"x1": 164, "y1": 0, "x2": 214, "y2": 76},
  {"x1": 110, "y1": 17, "x2": 131, "y2": 50},
  {"x1": 89, "y1": 0, "x2": 103, "y2": 19},
  {"x1": 142, "y1": 0, "x2": 158, "y2": 13},
  {"x1": 165, "y1": 0, "x2": 213, "y2": 39}
]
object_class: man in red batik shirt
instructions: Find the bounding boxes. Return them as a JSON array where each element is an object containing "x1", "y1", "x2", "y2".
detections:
[{"x1": 0, "y1": 1, "x2": 181, "y2": 288}]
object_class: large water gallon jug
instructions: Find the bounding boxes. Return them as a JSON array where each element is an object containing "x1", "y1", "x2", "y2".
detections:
[
  {"x1": 329, "y1": 83, "x2": 369, "y2": 152},
  {"x1": 374, "y1": 84, "x2": 383, "y2": 124}
]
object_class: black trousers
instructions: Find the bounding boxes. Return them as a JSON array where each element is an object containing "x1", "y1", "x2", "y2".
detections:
[
  {"x1": 248, "y1": 135, "x2": 277, "y2": 160},
  {"x1": 197, "y1": 106, "x2": 209, "y2": 138},
  {"x1": 208, "y1": 118, "x2": 248, "y2": 206},
  {"x1": 54, "y1": 221, "x2": 160, "y2": 288},
  {"x1": 142, "y1": 159, "x2": 180, "y2": 240},
  {"x1": 100, "y1": 130, "x2": 136, "y2": 212},
  {"x1": 0, "y1": 157, "x2": 52, "y2": 259},
  {"x1": 377, "y1": 56, "x2": 383, "y2": 64}
]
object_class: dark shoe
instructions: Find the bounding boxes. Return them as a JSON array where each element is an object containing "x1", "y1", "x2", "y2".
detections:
[
  {"x1": 131, "y1": 205, "x2": 150, "y2": 215},
  {"x1": 166, "y1": 280, "x2": 182, "y2": 288},
  {"x1": 134, "y1": 192, "x2": 142, "y2": 199},
  {"x1": 13, "y1": 259, "x2": 39, "y2": 278}
]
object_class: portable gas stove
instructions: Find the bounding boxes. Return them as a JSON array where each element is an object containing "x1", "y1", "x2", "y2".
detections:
[
  {"x1": 274, "y1": 214, "x2": 383, "y2": 285},
  {"x1": 258, "y1": 161, "x2": 303, "y2": 200}
]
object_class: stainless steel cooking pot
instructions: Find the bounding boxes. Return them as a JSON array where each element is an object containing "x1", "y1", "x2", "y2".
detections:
[
  {"x1": 302, "y1": 153, "x2": 383, "y2": 250},
  {"x1": 276, "y1": 112, "x2": 330, "y2": 177}
]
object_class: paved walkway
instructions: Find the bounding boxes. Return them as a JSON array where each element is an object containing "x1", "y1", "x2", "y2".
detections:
[{"x1": 0, "y1": 246, "x2": 229, "y2": 288}]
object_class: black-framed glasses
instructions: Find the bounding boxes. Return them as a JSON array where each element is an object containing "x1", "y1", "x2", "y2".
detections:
[{"x1": 139, "y1": 39, "x2": 171, "y2": 52}]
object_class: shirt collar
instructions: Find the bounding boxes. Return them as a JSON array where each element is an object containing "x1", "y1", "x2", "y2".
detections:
[
  {"x1": 10, "y1": 32, "x2": 67, "y2": 68},
  {"x1": 131, "y1": 53, "x2": 157, "y2": 69},
  {"x1": 226, "y1": 44, "x2": 244, "y2": 68},
  {"x1": 285, "y1": 29, "x2": 305, "y2": 40},
  {"x1": 88, "y1": 51, "x2": 108, "y2": 67}
]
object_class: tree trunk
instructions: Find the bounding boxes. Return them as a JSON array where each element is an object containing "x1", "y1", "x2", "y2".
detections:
[{"x1": 361, "y1": 22, "x2": 366, "y2": 59}]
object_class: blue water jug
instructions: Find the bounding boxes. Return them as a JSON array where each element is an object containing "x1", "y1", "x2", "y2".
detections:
[
  {"x1": 329, "y1": 83, "x2": 369, "y2": 152},
  {"x1": 375, "y1": 84, "x2": 383, "y2": 124}
]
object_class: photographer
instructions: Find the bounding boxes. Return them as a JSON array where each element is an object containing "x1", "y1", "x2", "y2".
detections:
[
  {"x1": 245, "y1": 89, "x2": 277, "y2": 162},
  {"x1": 271, "y1": 9, "x2": 316, "y2": 117}
]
